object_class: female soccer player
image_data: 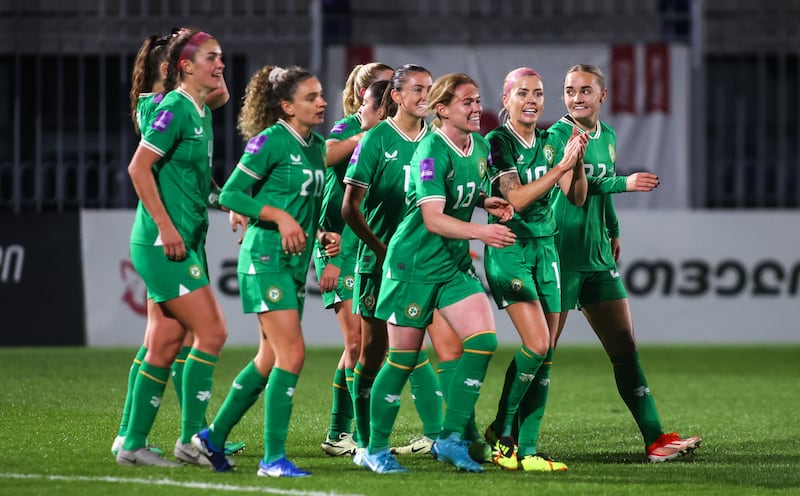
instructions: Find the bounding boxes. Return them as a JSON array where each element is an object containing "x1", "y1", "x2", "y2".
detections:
[
  {"x1": 343, "y1": 65, "x2": 462, "y2": 460},
  {"x1": 192, "y1": 65, "x2": 340, "y2": 477},
  {"x1": 317, "y1": 62, "x2": 393, "y2": 458},
  {"x1": 548, "y1": 64, "x2": 701, "y2": 463},
  {"x1": 359, "y1": 73, "x2": 515, "y2": 474},
  {"x1": 483, "y1": 67, "x2": 589, "y2": 472},
  {"x1": 117, "y1": 29, "x2": 228, "y2": 467}
]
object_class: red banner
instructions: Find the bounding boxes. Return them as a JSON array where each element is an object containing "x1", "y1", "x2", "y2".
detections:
[
  {"x1": 611, "y1": 44, "x2": 636, "y2": 114},
  {"x1": 645, "y1": 43, "x2": 670, "y2": 113}
]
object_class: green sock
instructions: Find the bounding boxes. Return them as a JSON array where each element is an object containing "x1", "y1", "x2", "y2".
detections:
[
  {"x1": 263, "y1": 368, "x2": 299, "y2": 463},
  {"x1": 440, "y1": 332, "x2": 497, "y2": 439},
  {"x1": 494, "y1": 345, "x2": 544, "y2": 436},
  {"x1": 353, "y1": 362, "x2": 378, "y2": 448},
  {"x1": 118, "y1": 345, "x2": 147, "y2": 436},
  {"x1": 409, "y1": 349, "x2": 443, "y2": 439},
  {"x1": 613, "y1": 351, "x2": 664, "y2": 446},
  {"x1": 326, "y1": 367, "x2": 353, "y2": 438},
  {"x1": 208, "y1": 360, "x2": 268, "y2": 448},
  {"x1": 517, "y1": 347, "x2": 553, "y2": 456},
  {"x1": 122, "y1": 361, "x2": 169, "y2": 451},
  {"x1": 345, "y1": 367, "x2": 357, "y2": 443},
  {"x1": 436, "y1": 358, "x2": 458, "y2": 405},
  {"x1": 180, "y1": 348, "x2": 218, "y2": 444},
  {"x1": 368, "y1": 349, "x2": 417, "y2": 453},
  {"x1": 171, "y1": 346, "x2": 191, "y2": 405}
]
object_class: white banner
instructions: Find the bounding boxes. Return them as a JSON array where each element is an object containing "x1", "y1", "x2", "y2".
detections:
[
  {"x1": 326, "y1": 43, "x2": 689, "y2": 208},
  {"x1": 82, "y1": 210, "x2": 799, "y2": 346}
]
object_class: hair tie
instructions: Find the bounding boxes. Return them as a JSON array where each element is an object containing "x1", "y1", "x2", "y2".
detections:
[
  {"x1": 268, "y1": 66, "x2": 285, "y2": 84},
  {"x1": 503, "y1": 67, "x2": 541, "y2": 98},
  {"x1": 177, "y1": 31, "x2": 212, "y2": 72}
]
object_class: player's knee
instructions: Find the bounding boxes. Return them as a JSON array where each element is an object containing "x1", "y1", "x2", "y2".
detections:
[{"x1": 463, "y1": 330, "x2": 497, "y2": 355}]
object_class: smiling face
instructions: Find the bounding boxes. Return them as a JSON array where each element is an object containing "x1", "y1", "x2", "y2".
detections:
[
  {"x1": 563, "y1": 70, "x2": 606, "y2": 129},
  {"x1": 284, "y1": 76, "x2": 327, "y2": 132},
  {"x1": 504, "y1": 74, "x2": 544, "y2": 130},
  {"x1": 439, "y1": 82, "x2": 482, "y2": 134},
  {"x1": 183, "y1": 39, "x2": 225, "y2": 93},
  {"x1": 392, "y1": 71, "x2": 433, "y2": 120}
]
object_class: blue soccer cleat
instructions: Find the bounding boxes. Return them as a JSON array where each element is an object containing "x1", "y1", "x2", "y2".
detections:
[
  {"x1": 435, "y1": 433, "x2": 484, "y2": 473},
  {"x1": 257, "y1": 456, "x2": 311, "y2": 478},
  {"x1": 361, "y1": 448, "x2": 409, "y2": 474},
  {"x1": 191, "y1": 429, "x2": 233, "y2": 472}
]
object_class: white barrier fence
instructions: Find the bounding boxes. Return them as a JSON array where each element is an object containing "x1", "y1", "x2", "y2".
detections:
[{"x1": 81, "y1": 210, "x2": 800, "y2": 346}]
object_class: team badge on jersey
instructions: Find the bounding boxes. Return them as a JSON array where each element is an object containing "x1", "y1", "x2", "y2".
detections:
[
  {"x1": 343, "y1": 275, "x2": 355, "y2": 290},
  {"x1": 189, "y1": 264, "x2": 203, "y2": 279},
  {"x1": 405, "y1": 303, "x2": 421, "y2": 319},
  {"x1": 543, "y1": 144, "x2": 556, "y2": 165},
  {"x1": 608, "y1": 144, "x2": 616, "y2": 163},
  {"x1": 330, "y1": 122, "x2": 348, "y2": 134},
  {"x1": 510, "y1": 278, "x2": 524, "y2": 292},
  {"x1": 420, "y1": 158, "x2": 435, "y2": 182},
  {"x1": 151, "y1": 110, "x2": 174, "y2": 132},
  {"x1": 478, "y1": 159, "x2": 487, "y2": 178},
  {"x1": 362, "y1": 294, "x2": 376, "y2": 310},
  {"x1": 245, "y1": 134, "x2": 268, "y2": 154},
  {"x1": 266, "y1": 286, "x2": 283, "y2": 303}
]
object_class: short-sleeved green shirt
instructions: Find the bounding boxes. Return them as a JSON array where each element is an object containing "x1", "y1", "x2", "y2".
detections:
[
  {"x1": 383, "y1": 129, "x2": 490, "y2": 283},
  {"x1": 485, "y1": 122, "x2": 558, "y2": 239},
  {"x1": 131, "y1": 88, "x2": 213, "y2": 249},
  {"x1": 219, "y1": 120, "x2": 327, "y2": 282},
  {"x1": 344, "y1": 118, "x2": 430, "y2": 274},
  {"x1": 135, "y1": 92, "x2": 164, "y2": 134},
  {"x1": 548, "y1": 115, "x2": 619, "y2": 271}
]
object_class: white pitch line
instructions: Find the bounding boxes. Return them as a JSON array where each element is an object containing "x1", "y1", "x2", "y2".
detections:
[{"x1": 0, "y1": 473, "x2": 366, "y2": 496}]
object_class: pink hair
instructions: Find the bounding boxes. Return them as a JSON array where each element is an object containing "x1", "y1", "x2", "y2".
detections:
[
  {"x1": 503, "y1": 67, "x2": 541, "y2": 98},
  {"x1": 177, "y1": 32, "x2": 212, "y2": 71}
]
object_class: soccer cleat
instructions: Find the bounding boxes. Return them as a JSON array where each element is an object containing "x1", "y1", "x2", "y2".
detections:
[
  {"x1": 116, "y1": 447, "x2": 182, "y2": 467},
  {"x1": 321, "y1": 431, "x2": 357, "y2": 457},
  {"x1": 112, "y1": 436, "x2": 163, "y2": 457},
  {"x1": 257, "y1": 456, "x2": 311, "y2": 478},
  {"x1": 361, "y1": 448, "x2": 409, "y2": 474},
  {"x1": 224, "y1": 440, "x2": 246, "y2": 456},
  {"x1": 646, "y1": 432, "x2": 702, "y2": 462},
  {"x1": 467, "y1": 438, "x2": 493, "y2": 464},
  {"x1": 434, "y1": 434, "x2": 483, "y2": 473},
  {"x1": 353, "y1": 447, "x2": 367, "y2": 466},
  {"x1": 391, "y1": 436, "x2": 435, "y2": 455},
  {"x1": 519, "y1": 453, "x2": 568, "y2": 472},
  {"x1": 174, "y1": 438, "x2": 236, "y2": 468},
  {"x1": 491, "y1": 435, "x2": 519, "y2": 470},
  {"x1": 191, "y1": 429, "x2": 233, "y2": 472}
]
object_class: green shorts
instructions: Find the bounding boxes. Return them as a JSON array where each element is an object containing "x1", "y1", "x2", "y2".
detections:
[
  {"x1": 130, "y1": 242, "x2": 209, "y2": 303},
  {"x1": 313, "y1": 244, "x2": 356, "y2": 309},
  {"x1": 484, "y1": 237, "x2": 561, "y2": 313},
  {"x1": 560, "y1": 267, "x2": 628, "y2": 310},
  {"x1": 353, "y1": 271, "x2": 381, "y2": 318},
  {"x1": 375, "y1": 268, "x2": 484, "y2": 328},
  {"x1": 238, "y1": 271, "x2": 307, "y2": 316}
]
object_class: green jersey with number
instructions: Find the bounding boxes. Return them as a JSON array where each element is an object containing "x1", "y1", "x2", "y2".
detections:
[
  {"x1": 384, "y1": 129, "x2": 489, "y2": 283},
  {"x1": 486, "y1": 122, "x2": 559, "y2": 238},
  {"x1": 548, "y1": 115, "x2": 619, "y2": 271},
  {"x1": 219, "y1": 120, "x2": 326, "y2": 279},
  {"x1": 344, "y1": 118, "x2": 430, "y2": 274},
  {"x1": 131, "y1": 88, "x2": 213, "y2": 248}
]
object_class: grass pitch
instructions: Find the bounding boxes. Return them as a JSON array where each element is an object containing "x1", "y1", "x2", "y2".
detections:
[{"x1": 1, "y1": 344, "x2": 798, "y2": 495}]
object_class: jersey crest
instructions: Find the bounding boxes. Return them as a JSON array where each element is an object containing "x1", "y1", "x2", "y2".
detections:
[
  {"x1": 608, "y1": 143, "x2": 616, "y2": 163},
  {"x1": 544, "y1": 144, "x2": 555, "y2": 165}
]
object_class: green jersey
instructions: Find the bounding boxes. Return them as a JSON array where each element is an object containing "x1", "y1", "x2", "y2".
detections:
[
  {"x1": 131, "y1": 87, "x2": 213, "y2": 249},
  {"x1": 135, "y1": 92, "x2": 164, "y2": 134},
  {"x1": 320, "y1": 113, "x2": 361, "y2": 233},
  {"x1": 486, "y1": 122, "x2": 558, "y2": 238},
  {"x1": 384, "y1": 129, "x2": 490, "y2": 283},
  {"x1": 344, "y1": 118, "x2": 430, "y2": 274},
  {"x1": 219, "y1": 120, "x2": 326, "y2": 281},
  {"x1": 548, "y1": 114, "x2": 620, "y2": 271}
]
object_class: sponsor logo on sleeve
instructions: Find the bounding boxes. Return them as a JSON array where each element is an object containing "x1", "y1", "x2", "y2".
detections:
[
  {"x1": 330, "y1": 122, "x2": 348, "y2": 134},
  {"x1": 245, "y1": 134, "x2": 268, "y2": 154},
  {"x1": 151, "y1": 110, "x2": 174, "y2": 132},
  {"x1": 420, "y1": 158, "x2": 435, "y2": 181}
]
